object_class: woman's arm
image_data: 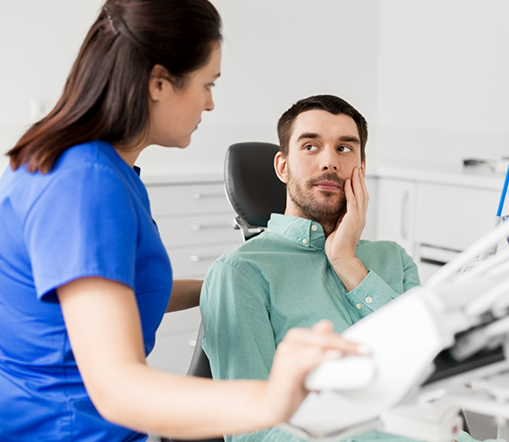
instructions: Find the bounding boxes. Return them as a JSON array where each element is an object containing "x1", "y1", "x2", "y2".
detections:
[
  {"x1": 166, "y1": 279, "x2": 203, "y2": 312},
  {"x1": 57, "y1": 277, "x2": 361, "y2": 439}
]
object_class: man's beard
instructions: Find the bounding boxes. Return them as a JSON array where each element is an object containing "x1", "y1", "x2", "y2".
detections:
[{"x1": 286, "y1": 168, "x2": 346, "y2": 229}]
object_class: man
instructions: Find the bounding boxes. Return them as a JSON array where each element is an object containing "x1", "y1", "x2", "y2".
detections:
[{"x1": 200, "y1": 95, "x2": 447, "y2": 442}]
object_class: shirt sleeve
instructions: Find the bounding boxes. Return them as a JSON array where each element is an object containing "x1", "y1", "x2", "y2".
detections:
[
  {"x1": 200, "y1": 257, "x2": 276, "y2": 381},
  {"x1": 24, "y1": 163, "x2": 138, "y2": 302},
  {"x1": 455, "y1": 430, "x2": 501, "y2": 442},
  {"x1": 344, "y1": 242, "x2": 421, "y2": 318}
]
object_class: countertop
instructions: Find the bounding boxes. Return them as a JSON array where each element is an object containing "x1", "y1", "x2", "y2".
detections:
[{"x1": 368, "y1": 158, "x2": 506, "y2": 191}]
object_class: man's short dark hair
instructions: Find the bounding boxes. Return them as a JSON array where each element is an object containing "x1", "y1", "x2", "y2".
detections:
[{"x1": 277, "y1": 95, "x2": 368, "y2": 161}]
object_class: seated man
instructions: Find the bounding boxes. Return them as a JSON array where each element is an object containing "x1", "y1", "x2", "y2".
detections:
[{"x1": 200, "y1": 95, "x2": 465, "y2": 442}]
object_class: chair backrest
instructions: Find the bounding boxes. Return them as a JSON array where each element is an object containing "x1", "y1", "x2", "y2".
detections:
[
  {"x1": 186, "y1": 322, "x2": 212, "y2": 378},
  {"x1": 224, "y1": 142, "x2": 286, "y2": 239}
]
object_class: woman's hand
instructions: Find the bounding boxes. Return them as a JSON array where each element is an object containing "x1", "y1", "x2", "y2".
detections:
[{"x1": 263, "y1": 320, "x2": 369, "y2": 425}]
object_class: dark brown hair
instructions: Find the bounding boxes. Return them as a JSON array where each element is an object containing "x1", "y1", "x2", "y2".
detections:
[
  {"x1": 277, "y1": 95, "x2": 368, "y2": 162},
  {"x1": 8, "y1": 0, "x2": 222, "y2": 173}
]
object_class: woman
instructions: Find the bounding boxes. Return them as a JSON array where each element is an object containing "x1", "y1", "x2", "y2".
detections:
[{"x1": 0, "y1": 0, "x2": 362, "y2": 440}]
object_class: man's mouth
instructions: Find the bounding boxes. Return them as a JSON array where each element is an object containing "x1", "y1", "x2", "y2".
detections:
[{"x1": 314, "y1": 181, "x2": 340, "y2": 192}]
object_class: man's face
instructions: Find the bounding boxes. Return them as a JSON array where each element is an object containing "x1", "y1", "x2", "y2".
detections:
[{"x1": 275, "y1": 110, "x2": 365, "y2": 225}]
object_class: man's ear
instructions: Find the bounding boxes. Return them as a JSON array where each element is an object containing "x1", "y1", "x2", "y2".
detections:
[
  {"x1": 148, "y1": 64, "x2": 174, "y2": 102},
  {"x1": 360, "y1": 159, "x2": 367, "y2": 177},
  {"x1": 274, "y1": 151, "x2": 288, "y2": 184}
]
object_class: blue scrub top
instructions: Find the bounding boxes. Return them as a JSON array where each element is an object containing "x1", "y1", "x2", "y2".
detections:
[{"x1": 0, "y1": 140, "x2": 173, "y2": 441}]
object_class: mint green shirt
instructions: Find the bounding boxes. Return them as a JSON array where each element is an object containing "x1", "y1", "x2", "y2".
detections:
[{"x1": 200, "y1": 214, "x2": 473, "y2": 442}]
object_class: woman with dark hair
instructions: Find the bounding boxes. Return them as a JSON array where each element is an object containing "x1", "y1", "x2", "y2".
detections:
[{"x1": 0, "y1": 1, "x2": 361, "y2": 440}]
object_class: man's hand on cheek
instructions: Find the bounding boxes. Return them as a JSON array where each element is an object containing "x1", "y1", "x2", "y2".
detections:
[{"x1": 325, "y1": 167, "x2": 369, "y2": 291}]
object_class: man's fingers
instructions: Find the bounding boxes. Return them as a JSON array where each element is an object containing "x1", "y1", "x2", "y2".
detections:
[
  {"x1": 359, "y1": 167, "x2": 369, "y2": 199},
  {"x1": 357, "y1": 167, "x2": 369, "y2": 210},
  {"x1": 344, "y1": 178, "x2": 358, "y2": 215},
  {"x1": 351, "y1": 168, "x2": 367, "y2": 207}
]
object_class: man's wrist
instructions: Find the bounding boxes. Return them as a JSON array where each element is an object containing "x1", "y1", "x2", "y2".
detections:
[{"x1": 331, "y1": 257, "x2": 368, "y2": 292}]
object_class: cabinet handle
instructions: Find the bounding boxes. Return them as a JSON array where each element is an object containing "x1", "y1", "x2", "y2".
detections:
[
  {"x1": 189, "y1": 254, "x2": 220, "y2": 263},
  {"x1": 189, "y1": 223, "x2": 232, "y2": 231},
  {"x1": 191, "y1": 192, "x2": 224, "y2": 200},
  {"x1": 401, "y1": 191, "x2": 409, "y2": 240}
]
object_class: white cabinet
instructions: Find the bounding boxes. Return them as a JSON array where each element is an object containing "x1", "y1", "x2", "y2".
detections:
[
  {"x1": 144, "y1": 178, "x2": 242, "y2": 374},
  {"x1": 373, "y1": 169, "x2": 504, "y2": 283}
]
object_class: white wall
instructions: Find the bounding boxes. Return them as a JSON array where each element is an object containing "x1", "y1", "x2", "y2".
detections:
[
  {"x1": 0, "y1": 0, "x2": 104, "y2": 172},
  {"x1": 2, "y1": 1, "x2": 509, "y2": 175},
  {"x1": 375, "y1": 0, "x2": 509, "y2": 167},
  {"x1": 137, "y1": 0, "x2": 381, "y2": 175}
]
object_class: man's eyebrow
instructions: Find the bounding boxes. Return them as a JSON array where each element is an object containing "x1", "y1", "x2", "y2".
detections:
[
  {"x1": 296, "y1": 133, "x2": 360, "y2": 144},
  {"x1": 296, "y1": 132, "x2": 320, "y2": 142},
  {"x1": 338, "y1": 135, "x2": 360, "y2": 145}
]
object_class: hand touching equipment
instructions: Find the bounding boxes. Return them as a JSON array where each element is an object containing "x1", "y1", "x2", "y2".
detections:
[
  {"x1": 281, "y1": 220, "x2": 509, "y2": 442},
  {"x1": 267, "y1": 320, "x2": 369, "y2": 423}
]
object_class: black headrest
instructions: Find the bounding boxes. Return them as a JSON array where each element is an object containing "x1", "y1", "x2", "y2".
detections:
[{"x1": 224, "y1": 142, "x2": 286, "y2": 228}]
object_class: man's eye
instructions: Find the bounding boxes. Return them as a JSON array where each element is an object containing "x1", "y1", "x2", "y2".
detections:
[
  {"x1": 303, "y1": 144, "x2": 318, "y2": 151},
  {"x1": 338, "y1": 146, "x2": 352, "y2": 153}
]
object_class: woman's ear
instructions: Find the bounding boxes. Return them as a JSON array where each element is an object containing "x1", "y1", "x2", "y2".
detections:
[
  {"x1": 274, "y1": 151, "x2": 288, "y2": 184},
  {"x1": 148, "y1": 64, "x2": 173, "y2": 102}
]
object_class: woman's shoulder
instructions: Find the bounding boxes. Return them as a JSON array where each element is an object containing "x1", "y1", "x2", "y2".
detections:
[
  {"x1": 2, "y1": 140, "x2": 134, "y2": 215},
  {"x1": 55, "y1": 140, "x2": 121, "y2": 175},
  {"x1": 40, "y1": 140, "x2": 138, "y2": 194}
]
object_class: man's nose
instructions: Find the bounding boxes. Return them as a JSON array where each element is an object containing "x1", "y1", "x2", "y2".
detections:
[{"x1": 320, "y1": 149, "x2": 339, "y2": 171}]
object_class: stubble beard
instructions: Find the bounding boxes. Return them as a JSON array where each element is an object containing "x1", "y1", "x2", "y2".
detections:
[{"x1": 286, "y1": 168, "x2": 346, "y2": 236}]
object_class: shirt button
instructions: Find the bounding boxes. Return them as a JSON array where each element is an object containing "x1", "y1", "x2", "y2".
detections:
[
  {"x1": 365, "y1": 296, "x2": 373, "y2": 304},
  {"x1": 356, "y1": 303, "x2": 362, "y2": 310},
  {"x1": 311, "y1": 225, "x2": 318, "y2": 231},
  {"x1": 302, "y1": 238, "x2": 308, "y2": 244}
]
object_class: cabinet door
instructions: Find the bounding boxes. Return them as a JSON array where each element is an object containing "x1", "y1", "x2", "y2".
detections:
[
  {"x1": 147, "y1": 183, "x2": 231, "y2": 217},
  {"x1": 157, "y1": 213, "x2": 240, "y2": 248},
  {"x1": 415, "y1": 183, "x2": 500, "y2": 251},
  {"x1": 146, "y1": 329, "x2": 199, "y2": 375},
  {"x1": 375, "y1": 178, "x2": 416, "y2": 257}
]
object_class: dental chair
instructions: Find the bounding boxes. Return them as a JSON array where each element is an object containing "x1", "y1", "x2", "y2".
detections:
[{"x1": 163, "y1": 142, "x2": 285, "y2": 442}]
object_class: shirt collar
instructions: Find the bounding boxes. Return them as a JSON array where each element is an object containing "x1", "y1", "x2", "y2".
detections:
[{"x1": 267, "y1": 213, "x2": 326, "y2": 250}]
